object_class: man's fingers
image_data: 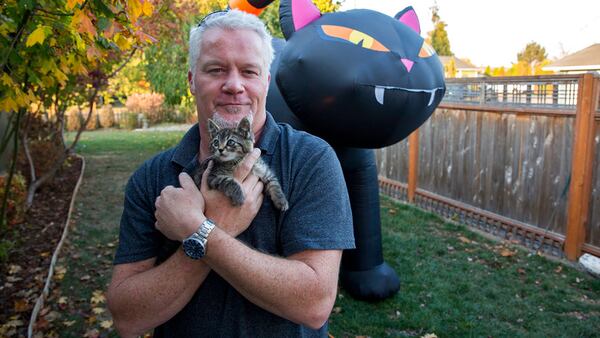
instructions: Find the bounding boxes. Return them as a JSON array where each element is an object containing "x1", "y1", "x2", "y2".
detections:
[
  {"x1": 179, "y1": 172, "x2": 196, "y2": 190},
  {"x1": 201, "y1": 161, "x2": 213, "y2": 189},
  {"x1": 234, "y1": 148, "x2": 261, "y2": 181}
]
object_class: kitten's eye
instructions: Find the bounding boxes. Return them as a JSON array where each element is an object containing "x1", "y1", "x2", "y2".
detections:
[
  {"x1": 419, "y1": 41, "x2": 436, "y2": 58},
  {"x1": 211, "y1": 140, "x2": 219, "y2": 147},
  {"x1": 320, "y1": 25, "x2": 389, "y2": 52},
  {"x1": 227, "y1": 140, "x2": 237, "y2": 147}
]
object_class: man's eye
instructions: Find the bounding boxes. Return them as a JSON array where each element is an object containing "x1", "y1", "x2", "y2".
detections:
[
  {"x1": 244, "y1": 69, "x2": 259, "y2": 76},
  {"x1": 208, "y1": 68, "x2": 224, "y2": 74}
]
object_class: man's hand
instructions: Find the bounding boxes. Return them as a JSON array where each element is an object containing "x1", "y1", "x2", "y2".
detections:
[
  {"x1": 155, "y1": 173, "x2": 206, "y2": 241},
  {"x1": 201, "y1": 148, "x2": 264, "y2": 237}
]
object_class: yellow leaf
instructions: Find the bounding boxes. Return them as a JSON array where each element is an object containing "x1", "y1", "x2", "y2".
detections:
[
  {"x1": 100, "y1": 320, "x2": 113, "y2": 329},
  {"x1": 142, "y1": 0, "x2": 154, "y2": 16},
  {"x1": 0, "y1": 97, "x2": 19, "y2": 112},
  {"x1": 114, "y1": 33, "x2": 132, "y2": 50},
  {"x1": 91, "y1": 307, "x2": 105, "y2": 314},
  {"x1": 91, "y1": 290, "x2": 106, "y2": 305},
  {"x1": 1, "y1": 73, "x2": 15, "y2": 86},
  {"x1": 66, "y1": 0, "x2": 84, "y2": 10},
  {"x1": 127, "y1": 0, "x2": 143, "y2": 22},
  {"x1": 72, "y1": 9, "x2": 97, "y2": 39},
  {"x1": 63, "y1": 320, "x2": 76, "y2": 327},
  {"x1": 25, "y1": 26, "x2": 49, "y2": 47}
]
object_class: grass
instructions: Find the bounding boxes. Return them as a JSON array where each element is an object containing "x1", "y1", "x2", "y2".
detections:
[{"x1": 45, "y1": 128, "x2": 599, "y2": 337}]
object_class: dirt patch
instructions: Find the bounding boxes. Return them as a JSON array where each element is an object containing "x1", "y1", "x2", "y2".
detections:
[{"x1": 0, "y1": 156, "x2": 82, "y2": 335}]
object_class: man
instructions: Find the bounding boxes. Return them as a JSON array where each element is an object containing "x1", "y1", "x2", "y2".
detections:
[{"x1": 106, "y1": 9, "x2": 354, "y2": 337}]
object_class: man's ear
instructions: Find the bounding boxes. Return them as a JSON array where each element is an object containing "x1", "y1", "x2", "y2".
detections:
[{"x1": 188, "y1": 70, "x2": 195, "y2": 92}]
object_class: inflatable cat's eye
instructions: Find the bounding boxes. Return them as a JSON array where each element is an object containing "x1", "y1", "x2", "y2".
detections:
[{"x1": 229, "y1": 0, "x2": 446, "y2": 300}]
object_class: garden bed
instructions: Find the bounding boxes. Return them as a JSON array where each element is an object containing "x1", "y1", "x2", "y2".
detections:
[{"x1": 0, "y1": 156, "x2": 83, "y2": 336}]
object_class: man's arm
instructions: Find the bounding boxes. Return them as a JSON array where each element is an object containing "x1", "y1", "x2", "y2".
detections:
[
  {"x1": 107, "y1": 152, "x2": 264, "y2": 337},
  {"x1": 204, "y1": 227, "x2": 342, "y2": 329},
  {"x1": 106, "y1": 251, "x2": 210, "y2": 338}
]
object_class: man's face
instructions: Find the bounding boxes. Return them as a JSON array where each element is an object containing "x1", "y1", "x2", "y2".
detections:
[{"x1": 189, "y1": 28, "x2": 270, "y2": 133}]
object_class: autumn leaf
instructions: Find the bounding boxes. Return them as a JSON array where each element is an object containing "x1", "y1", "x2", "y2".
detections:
[
  {"x1": 83, "y1": 328, "x2": 100, "y2": 338},
  {"x1": 80, "y1": 274, "x2": 92, "y2": 281},
  {"x1": 14, "y1": 299, "x2": 29, "y2": 312},
  {"x1": 66, "y1": 0, "x2": 84, "y2": 10},
  {"x1": 100, "y1": 320, "x2": 113, "y2": 329},
  {"x1": 63, "y1": 320, "x2": 76, "y2": 327},
  {"x1": 458, "y1": 236, "x2": 471, "y2": 243},
  {"x1": 72, "y1": 9, "x2": 97, "y2": 39},
  {"x1": 91, "y1": 290, "x2": 106, "y2": 304},
  {"x1": 8, "y1": 264, "x2": 22, "y2": 274},
  {"x1": 142, "y1": 0, "x2": 154, "y2": 16},
  {"x1": 92, "y1": 307, "x2": 105, "y2": 314},
  {"x1": 26, "y1": 26, "x2": 51, "y2": 47},
  {"x1": 500, "y1": 249, "x2": 517, "y2": 257}
]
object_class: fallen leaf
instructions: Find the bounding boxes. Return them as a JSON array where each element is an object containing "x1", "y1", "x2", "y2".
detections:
[
  {"x1": 44, "y1": 311, "x2": 61, "y2": 322},
  {"x1": 517, "y1": 268, "x2": 526, "y2": 275},
  {"x1": 14, "y1": 299, "x2": 29, "y2": 312},
  {"x1": 80, "y1": 275, "x2": 91, "y2": 281},
  {"x1": 100, "y1": 320, "x2": 113, "y2": 329},
  {"x1": 331, "y1": 307, "x2": 342, "y2": 314},
  {"x1": 8, "y1": 265, "x2": 22, "y2": 274},
  {"x1": 500, "y1": 249, "x2": 516, "y2": 257},
  {"x1": 63, "y1": 320, "x2": 76, "y2": 327},
  {"x1": 458, "y1": 236, "x2": 471, "y2": 243},
  {"x1": 554, "y1": 266, "x2": 563, "y2": 273},
  {"x1": 92, "y1": 307, "x2": 105, "y2": 315},
  {"x1": 91, "y1": 290, "x2": 106, "y2": 304},
  {"x1": 421, "y1": 334, "x2": 438, "y2": 338},
  {"x1": 388, "y1": 208, "x2": 397, "y2": 215},
  {"x1": 83, "y1": 328, "x2": 100, "y2": 338},
  {"x1": 40, "y1": 251, "x2": 50, "y2": 257}
]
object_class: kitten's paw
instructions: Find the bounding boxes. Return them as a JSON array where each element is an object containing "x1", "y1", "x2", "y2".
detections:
[
  {"x1": 275, "y1": 199, "x2": 289, "y2": 212},
  {"x1": 231, "y1": 192, "x2": 245, "y2": 206}
]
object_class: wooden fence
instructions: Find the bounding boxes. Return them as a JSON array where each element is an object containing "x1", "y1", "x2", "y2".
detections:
[{"x1": 377, "y1": 73, "x2": 600, "y2": 260}]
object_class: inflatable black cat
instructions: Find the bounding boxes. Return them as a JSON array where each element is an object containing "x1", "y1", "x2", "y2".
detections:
[{"x1": 231, "y1": 0, "x2": 446, "y2": 300}]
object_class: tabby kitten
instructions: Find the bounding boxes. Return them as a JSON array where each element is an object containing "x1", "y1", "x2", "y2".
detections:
[{"x1": 192, "y1": 117, "x2": 289, "y2": 211}]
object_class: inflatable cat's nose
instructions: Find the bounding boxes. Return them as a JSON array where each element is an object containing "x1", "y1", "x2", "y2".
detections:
[{"x1": 401, "y1": 58, "x2": 414, "y2": 72}]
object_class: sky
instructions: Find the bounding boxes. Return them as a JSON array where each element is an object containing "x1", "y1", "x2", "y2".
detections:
[{"x1": 339, "y1": 0, "x2": 600, "y2": 67}]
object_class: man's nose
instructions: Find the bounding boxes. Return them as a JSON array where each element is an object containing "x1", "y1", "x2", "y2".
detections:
[{"x1": 222, "y1": 72, "x2": 244, "y2": 94}]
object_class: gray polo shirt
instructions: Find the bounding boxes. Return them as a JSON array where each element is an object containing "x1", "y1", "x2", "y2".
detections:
[{"x1": 114, "y1": 112, "x2": 354, "y2": 337}]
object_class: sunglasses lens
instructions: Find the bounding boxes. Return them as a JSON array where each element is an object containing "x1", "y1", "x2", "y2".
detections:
[{"x1": 198, "y1": 10, "x2": 228, "y2": 27}]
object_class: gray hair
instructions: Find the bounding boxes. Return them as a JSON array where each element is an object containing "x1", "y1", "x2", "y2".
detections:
[{"x1": 189, "y1": 9, "x2": 274, "y2": 75}]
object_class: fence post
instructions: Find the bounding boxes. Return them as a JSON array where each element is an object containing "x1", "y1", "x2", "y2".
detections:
[
  {"x1": 565, "y1": 73, "x2": 599, "y2": 260},
  {"x1": 408, "y1": 129, "x2": 419, "y2": 203}
]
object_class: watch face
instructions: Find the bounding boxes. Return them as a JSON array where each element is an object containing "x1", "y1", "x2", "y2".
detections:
[{"x1": 183, "y1": 236, "x2": 205, "y2": 259}]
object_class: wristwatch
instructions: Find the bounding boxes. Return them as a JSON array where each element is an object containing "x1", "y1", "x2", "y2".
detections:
[{"x1": 182, "y1": 218, "x2": 216, "y2": 259}]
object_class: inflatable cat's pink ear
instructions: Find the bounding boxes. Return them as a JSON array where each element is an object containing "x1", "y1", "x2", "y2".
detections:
[
  {"x1": 280, "y1": 0, "x2": 322, "y2": 39},
  {"x1": 395, "y1": 6, "x2": 421, "y2": 34}
]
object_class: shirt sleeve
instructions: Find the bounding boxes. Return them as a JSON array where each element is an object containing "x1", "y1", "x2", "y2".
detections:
[
  {"x1": 113, "y1": 163, "x2": 163, "y2": 264},
  {"x1": 280, "y1": 144, "x2": 355, "y2": 256}
]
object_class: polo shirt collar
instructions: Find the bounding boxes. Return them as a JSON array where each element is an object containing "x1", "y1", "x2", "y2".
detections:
[{"x1": 171, "y1": 112, "x2": 280, "y2": 168}]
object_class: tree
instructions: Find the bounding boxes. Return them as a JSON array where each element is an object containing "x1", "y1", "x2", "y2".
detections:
[
  {"x1": 517, "y1": 41, "x2": 548, "y2": 75},
  {"x1": 426, "y1": 3, "x2": 452, "y2": 56},
  {"x1": 0, "y1": 0, "x2": 153, "y2": 226}
]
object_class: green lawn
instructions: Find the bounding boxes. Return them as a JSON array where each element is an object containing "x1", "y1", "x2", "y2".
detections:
[{"x1": 44, "y1": 128, "x2": 599, "y2": 337}]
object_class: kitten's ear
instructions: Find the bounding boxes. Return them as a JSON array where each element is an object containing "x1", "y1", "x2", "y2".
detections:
[
  {"x1": 207, "y1": 119, "x2": 220, "y2": 137},
  {"x1": 395, "y1": 6, "x2": 421, "y2": 35},
  {"x1": 279, "y1": 0, "x2": 322, "y2": 40},
  {"x1": 237, "y1": 117, "x2": 252, "y2": 138}
]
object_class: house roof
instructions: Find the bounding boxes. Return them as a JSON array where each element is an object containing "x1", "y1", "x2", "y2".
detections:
[
  {"x1": 438, "y1": 56, "x2": 481, "y2": 70},
  {"x1": 544, "y1": 43, "x2": 600, "y2": 71}
]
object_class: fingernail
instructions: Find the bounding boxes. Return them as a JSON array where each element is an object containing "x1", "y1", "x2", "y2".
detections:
[{"x1": 253, "y1": 148, "x2": 261, "y2": 156}]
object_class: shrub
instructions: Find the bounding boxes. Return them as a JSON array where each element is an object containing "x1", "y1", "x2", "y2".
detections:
[
  {"x1": 65, "y1": 105, "x2": 99, "y2": 131},
  {"x1": 98, "y1": 104, "x2": 115, "y2": 128},
  {"x1": 125, "y1": 93, "x2": 165, "y2": 124},
  {"x1": 119, "y1": 112, "x2": 140, "y2": 130},
  {"x1": 0, "y1": 172, "x2": 27, "y2": 226}
]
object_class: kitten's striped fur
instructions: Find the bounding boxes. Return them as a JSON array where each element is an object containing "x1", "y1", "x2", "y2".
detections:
[{"x1": 192, "y1": 117, "x2": 289, "y2": 211}]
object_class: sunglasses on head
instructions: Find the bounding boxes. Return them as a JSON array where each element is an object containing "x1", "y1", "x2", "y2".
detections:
[{"x1": 197, "y1": 9, "x2": 229, "y2": 27}]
